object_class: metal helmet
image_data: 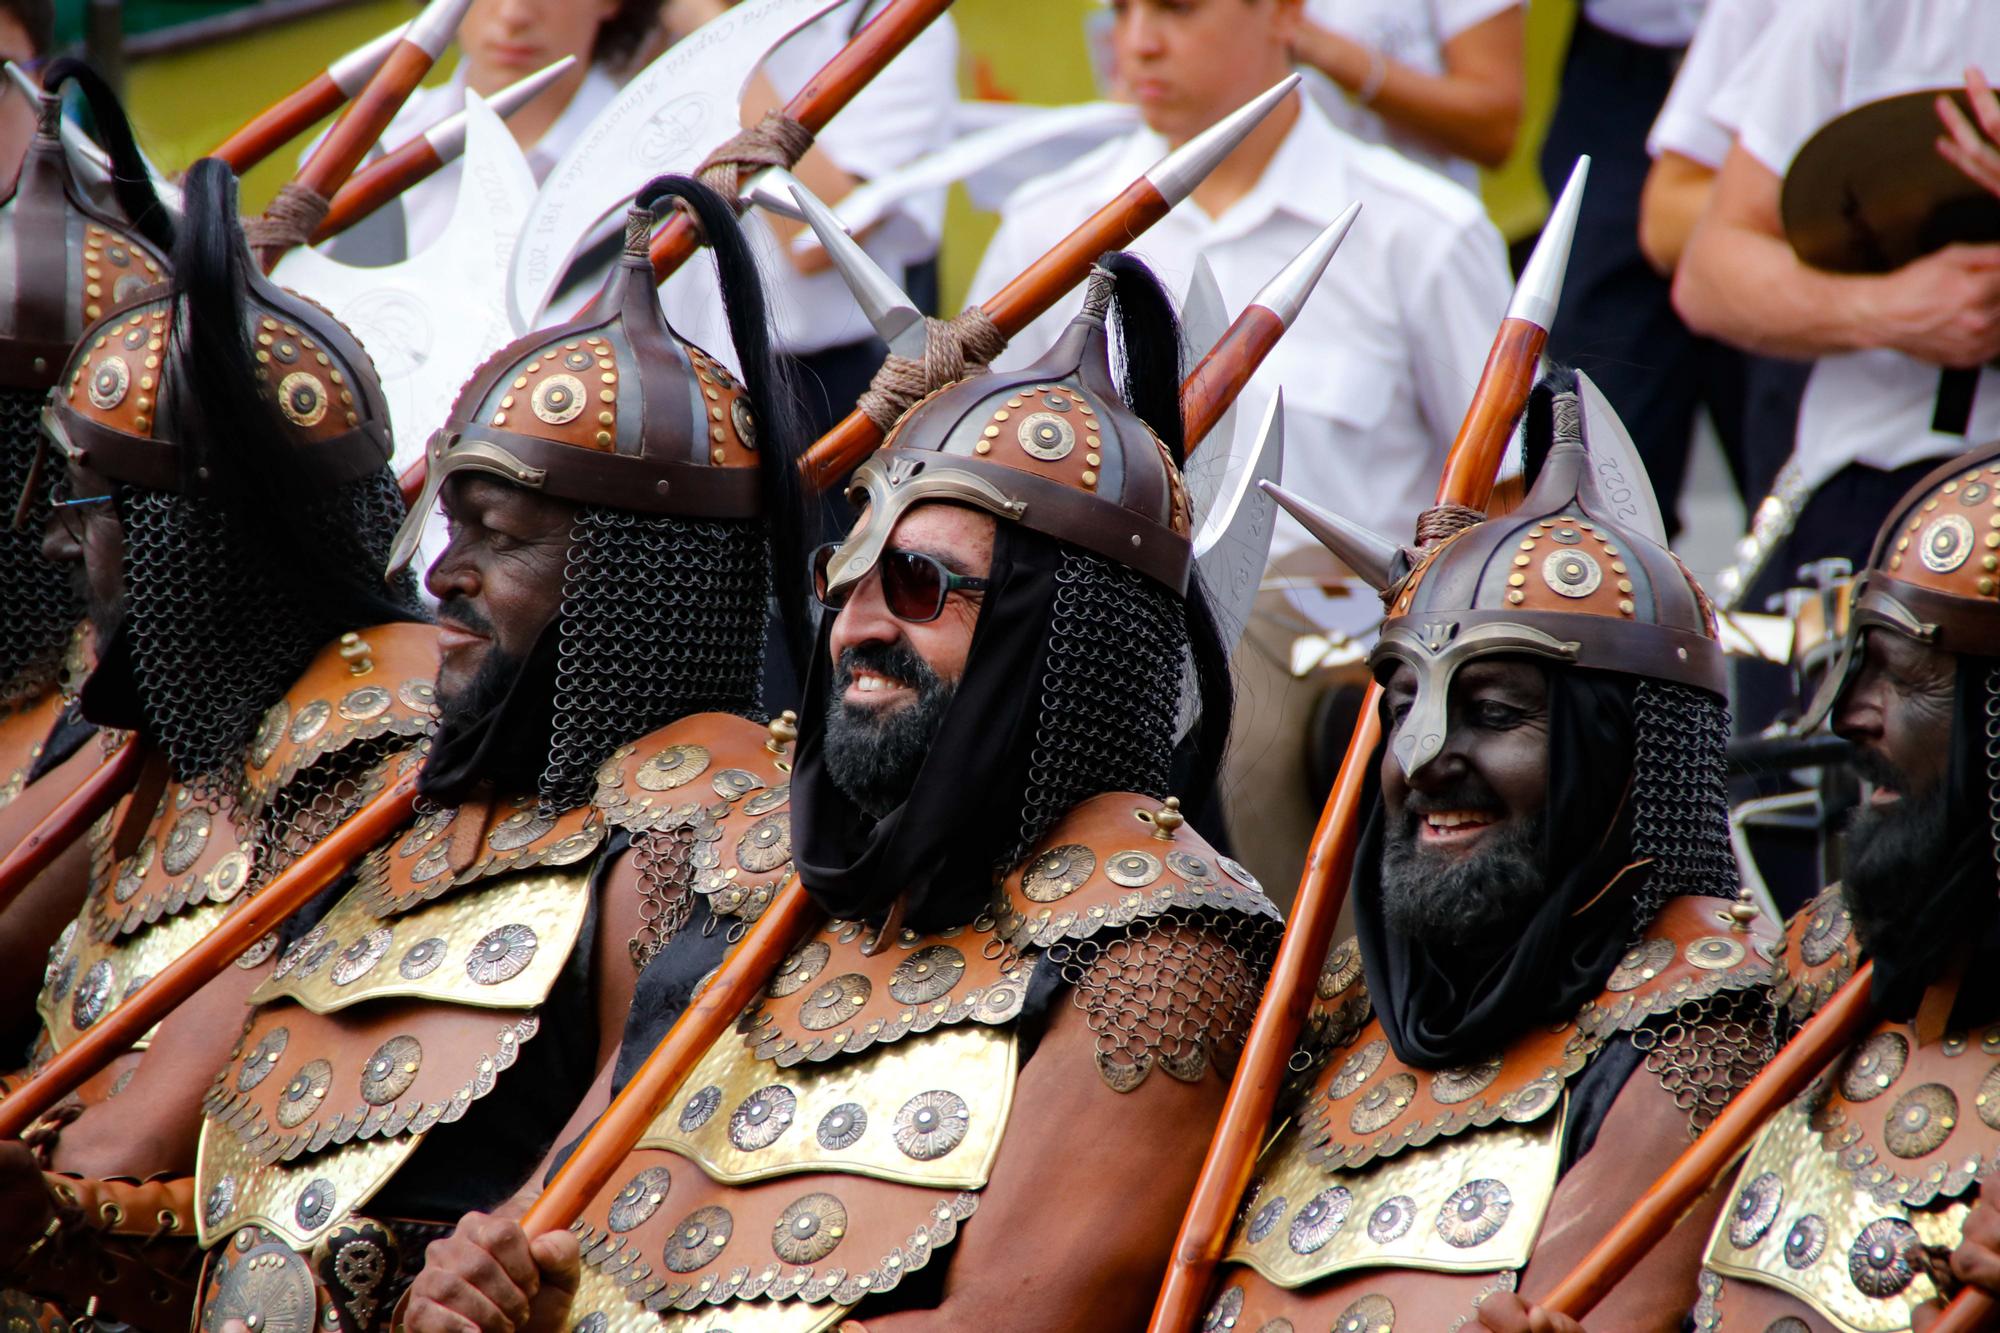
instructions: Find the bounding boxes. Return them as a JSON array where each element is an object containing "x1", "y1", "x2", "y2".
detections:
[
  {"x1": 388, "y1": 207, "x2": 763, "y2": 572},
  {"x1": 1801, "y1": 440, "x2": 2000, "y2": 729},
  {"x1": 819, "y1": 268, "x2": 1193, "y2": 600},
  {"x1": 1271, "y1": 373, "x2": 1726, "y2": 778}
]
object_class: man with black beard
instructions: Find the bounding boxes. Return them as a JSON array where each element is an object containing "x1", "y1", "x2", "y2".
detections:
[
  {"x1": 0, "y1": 158, "x2": 430, "y2": 1332},
  {"x1": 166, "y1": 175, "x2": 812, "y2": 1333},
  {"x1": 395, "y1": 254, "x2": 1283, "y2": 1332},
  {"x1": 1679, "y1": 438, "x2": 2000, "y2": 1332},
  {"x1": 1198, "y1": 370, "x2": 1776, "y2": 1333}
]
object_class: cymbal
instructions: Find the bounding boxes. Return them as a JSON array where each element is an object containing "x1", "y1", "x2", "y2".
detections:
[{"x1": 1781, "y1": 87, "x2": 2000, "y2": 273}]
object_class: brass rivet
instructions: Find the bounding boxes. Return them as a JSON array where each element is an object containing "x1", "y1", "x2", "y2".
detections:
[
  {"x1": 599, "y1": 411, "x2": 614, "y2": 426},
  {"x1": 600, "y1": 390, "x2": 616, "y2": 403},
  {"x1": 711, "y1": 448, "x2": 726, "y2": 463},
  {"x1": 1619, "y1": 599, "x2": 1635, "y2": 615},
  {"x1": 595, "y1": 431, "x2": 612, "y2": 446},
  {"x1": 1507, "y1": 572, "x2": 1526, "y2": 587},
  {"x1": 1617, "y1": 579, "x2": 1633, "y2": 594},
  {"x1": 492, "y1": 413, "x2": 507, "y2": 426},
  {"x1": 1506, "y1": 590, "x2": 1525, "y2": 605},
  {"x1": 1080, "y1": 470, "x2": 1097, "y2": 486}
]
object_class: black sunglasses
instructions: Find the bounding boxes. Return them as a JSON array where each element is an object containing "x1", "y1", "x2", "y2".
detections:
[{"x1": 811, "y1": 543, "x2": 990, "y2": 623}]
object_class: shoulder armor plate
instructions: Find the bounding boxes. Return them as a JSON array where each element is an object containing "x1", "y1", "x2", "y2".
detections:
[
  {"x1": 1774, "y1": 884, "x2": 1861, "y2": 1029},
  {"x1": 350, "y1": 794, "x2": 603, "y2": 919},
  {"x1": 84, "y1": 783, "x2": 258, "y2": 943},
  {"x1": 993, "y1": 791, "x2": 1281, "y2": 951}
]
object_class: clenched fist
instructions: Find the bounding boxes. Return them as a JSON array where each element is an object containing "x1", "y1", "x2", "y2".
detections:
[{"x1": 403, "y1": 1211, "x2": 580, "y2": 1333}]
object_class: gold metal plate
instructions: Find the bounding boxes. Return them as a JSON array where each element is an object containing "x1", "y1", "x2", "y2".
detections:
[
  {"x1": 37, "y1": 899, "x2": 229, "y2": 1053},
  {"x1": 195, "y1": 1103, "x2": 422, "y2": 1250},
  {"x1": 565, "y1": 1257, "x2": 852, "y2": 1333}
]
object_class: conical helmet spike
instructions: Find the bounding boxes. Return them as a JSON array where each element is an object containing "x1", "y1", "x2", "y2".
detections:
[
  {"x1": 788, "y1": 179, "x2": 924, "y2": 359},
  {"x1": 1259, "y1": 479, "x2": 1402, "y2": 592},
  {"x1": 1508, "y1": 156, "x2": 1589, "y2": 331}
]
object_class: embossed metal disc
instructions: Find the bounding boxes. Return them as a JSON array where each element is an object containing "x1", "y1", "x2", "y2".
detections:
[
  {"x1": 466, "y1": 923, "x2": 538, "y2": 985},
  {"x1": 275, "y1": 1058, "x2": 333, "y2": 1128},
  {"x1": 1365, "y1": 1195, "x2": 1416, "y2": 1244},
  {"x1": 398, "y1": 678, "x2": 437, "y2": 711},
  {"x1": 1884, "y1": 1082, "x2": 1959, "y2": 1158},
  {"x1": 1430, "y1": 1057, "x2": 1502, "y2": 1106},
  {"x1": 1331, "y1": 1294, "x2": 1395, "y2": 1333},
  {"x1": 1325, "y1": 1039, "x2": 1387, "y2": 1100},
  {"x1": 1162, "y1": 849, "x2": 1213, "y2": 883},
  {"x1": 238, "y1": 932, "x2": 280, "y2": 969},
  {"x1": 338, "y1": 685, "x2": 393, "y2": 722},
  {"x1": 1022, "y1": 844, "x2": 1095, "y2": 902},
  {"x1": 1348, "y1": 1072, "x2": 1417, "y2": 1134},
  {"x1": 1607, "y1": 939, "x2": 1675, "y2": 992},
  {"x1": 1105, "y1": 849, "x2": 1164, "y2": 888},
  {"x1": 208, "y1": 852, "x2": 251, "y2": 903},
  {"x1": 888, "y1": 945, "x2": 965, "y2": 1004},
  {"x1": 487, "y1": 809, "x2": 554, "y2": 851},
  {"x1": 1685, "y1": 936, "x2": 1747, "y2": 971},
  {"x1": 531, "y1": 372, "x2": 587, "y2": 425},
  {"x1": 203, "y1": 1175, "x2": 237, "y2": 1228},
  {"x1": 290, "y1": 700, "x2": 331, "y2": 743},
  {"x1": 1800, "y1": 898, "x2": 1851, "y2": 967},
  {"x1": 278, "y1": 372, "x2": 328, "y2": 427},
  {"x1": 331, "y1": 928, "x2": 393, "y2": 986},
  {"x1": 162, "y1": 809, "x2": 211, "y2": 875},
  {"x1": 1784, "y1": 1214, "x2": 1829, "y2": 1269},
  {"x1": 251, "y1": 702, "x2": 289, "y2": 765},
  {"x1": 1017, "y1": 411, "x2": 1075, "y2": 460},
  {"x1": 239, "y1": 1026, "x2": 290, "y2": 1093},
  {"x1": 206, "y1": 1238, "x2": 318, "y2": 1332},
  {"x1": 1245, "y1": 1197, "x2": 1286, "y2": 1245},
  {"x1": 1841, "y1": 1032, "x2": 1909, "y2": 1102},
  {"x1": 799, "y1": 973, "x2": 871, "y2": 1031},
  {"x1": 1218, "y1": 857, "x2": 1261, "y2": 891},
  {"x1": 712, "y1": 768, "x2": 762, "y2": 800},
  {"x1": 679, "y1": 1085, "x2": 722, "y2": 1133},
  {"x1": 399, "y1": 937, "x2": 446, "y2": 980},
  {"x1": 1978, "y1": 1064, "x2": 2000, "y2": 1131},
  {"x1": 274, "y1": 926, "x2": 326, "y2": 981},
  {"x1": 1255, "y1": 1320, "x2": 1295, "y2": 1333},
  {"x1": 772, "y1": 1192, "x2": 848, "y2": 1265},
  {"x1": 360, "y1": 1035, "x2": 423, "y2": 1105},
  {"x1": 636, "y1": 744, "x2": 710, "y2": 791},
  {"x1": 1727, "y1": 1172, "x2": 1783, "y2": 1248},
  {"x1": 1502, "y1": 1076, "x2": 1564, "y2": 1123},
  {"x1": 661, "y1": 1205, "x2": 733, "y2": 1273},
  {"x1": 573, "y1": 1314, "x2": 608, "y2": 1333},
  {"x1": 607, "y1": 1166, "x2": 672, "y2": 1233},
  {"x1": 893, "y1": 1089, "x2": 970, "y2": 1161},
  {"x1": 1287, "y1": 1185, "x2": 1353, "y2": 1255},
  {"x1": 46, "y1": 955, "x2": 76, "y2": 1005},
  {"x1": 1203, "y1": 1285, "x2": 1244, "y2": 1331},
  {"x1": 1848, "y1": 1217, "x2": 1921, "y2": 1296},
  {"x1": 768, "y1": 941, "x2": 830, "y2": 999},
  {"x1": 88, "y1": 355, "x2": 130, "y2": 409},
  {"x1": 1319, "y1": 939, "x2": 1362, "y2": 998},
  {"x1": 70, "y1": 959, "x2": 113, "y2": 1031},
  {"x1": 736, "y1": 815, "x2": 791, "y2": 873},
  {"x1": 112, "y1": 835, "x2": 154, "y2": 903},
  {"x1": 1435, "y1": 1178, "x2": 1512, "y2": 1249},
  {"x1": 293, "y1": 1178, "x2": 337, "y2": 1231},
  {"x1": 744, "y1": 784, "x2": 789, "y2": 817},
  {"x1": 817, "y1": 1103, "x2": 868, "y2": 1150},
  {"x1": 731, "y1": 396, "x2": 757, "y2": 449},
  {"x1": 728, "y1": 1085, "x2": 798, "y2": 1151},
  {"x1": 1542, "y1": 548, "x2": 1602, "y2": 598},
  {"x1": 1921, "y1": 513, "x2": 1975, "y2": 573}
]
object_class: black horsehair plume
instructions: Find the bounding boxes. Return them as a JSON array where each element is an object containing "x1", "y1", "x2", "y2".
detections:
[
  {"x1": 1100, "y1": 250, "x2": 1234, "y2": 817},
  {"x1": 38, "y1": 58, "x2": 175, "y2": 254},
  {"x1": 634, "y1": 174, "x2": 811, "y2": 675}
]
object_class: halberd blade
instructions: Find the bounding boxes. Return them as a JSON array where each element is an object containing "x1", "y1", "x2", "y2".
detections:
[
  {"x1": 1575, "y1": 370, "x2": 1669, "y2": 545},
  {"x1": 1193, "y1": 391, "x2": 1286, "y2": 656}
]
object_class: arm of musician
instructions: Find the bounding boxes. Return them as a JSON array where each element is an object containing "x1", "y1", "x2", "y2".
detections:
[
  {"x1": 1291, "y1": 8, "x2": 1525, "y2": 168},
  {"x1": 1673, "y1": 143, "x2": 2000, "y2": 368},
  {"x1": 844, "y1": 978, "x2": 1230, "y2": 1331},
  {"x1": 1636, "y1": 150, "x2": 1715, "y2": 277},
  {"x1": 0, "y1": 748, "x2": 96, "y2": 1027}
]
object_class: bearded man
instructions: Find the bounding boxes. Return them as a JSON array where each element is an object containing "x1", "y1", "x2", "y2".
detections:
[
  {"x1": 1194, "y1": 371, "x2": 1776, "y2": 1333},
  {"x1": 0, "y1": 158, "x2": 430, "y2": 1331},
  {"x1": 394, "y1": 253, "x2": 1281, "y2": 1331},
  {"x1": 0, "y1": 61, "x2": 174, "y2": 1036},
  {"x1": 170, "y1": 174, "x2": 813, "y2": 1333},
  {"x1": 1678, "y1": 435, "x2": 2000, "y2": 1331}
]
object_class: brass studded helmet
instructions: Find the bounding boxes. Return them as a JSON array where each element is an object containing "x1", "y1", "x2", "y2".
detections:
[
  {"x1": 819, "y1": 268, "x2": 1193, "y2": 599},
  {"x1": 389, "y1": 195, "x2": 765, "y2": 572},
  {"x1": 1802, "y1": 440, "x2": 2000, "y2": 729},
  {"x1": 1271, "y1": 373, "x2": 1725, "y2": 777}
]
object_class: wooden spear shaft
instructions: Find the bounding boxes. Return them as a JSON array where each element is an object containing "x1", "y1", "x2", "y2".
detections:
[
  {"x1": 0, "y1": 740, "x2": 143, "y2": 916},
  {"x1": 208, "y1": 22, "x2": 408, "y2": 174},
  {"x1": 0, "y1": 779, "x2": 419, "y2": 1139}
]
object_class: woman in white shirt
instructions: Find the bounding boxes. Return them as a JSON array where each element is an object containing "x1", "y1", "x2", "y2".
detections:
[{"x1": 1289, "y1": 0, "x2": 1525, "y2": 189}]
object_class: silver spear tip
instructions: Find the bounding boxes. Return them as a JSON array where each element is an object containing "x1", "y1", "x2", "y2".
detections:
[
  {"x1": 407, "y1": 0, "x2": 477, "y2": 61},
  {"x1": 1256, "y1": 199, "x2": 1360, "y2": 328},
  {"x1": 329, "y1": 21, "x2": 414, "y2": 94},
  {"x1": 788, "y1": 179, "x2": 926, "y2": 360},
  {"x1": 1507, "y1": 155, "x2": 1589, "y2": 331},
  {"x1": 1145, "y1": 73, "x2": 1301, "y2": 208}
]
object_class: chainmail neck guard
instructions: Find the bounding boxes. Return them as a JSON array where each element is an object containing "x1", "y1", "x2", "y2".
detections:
[
  {"x1": 536, "y1": 504, "x2": 770, "y2": 812},
  {"x1": 1625, "y1": 679, "x2": 1739, "y2": 927},
  {"x1": 2, "y1": 387, "x2": 83, "y2": 711}
]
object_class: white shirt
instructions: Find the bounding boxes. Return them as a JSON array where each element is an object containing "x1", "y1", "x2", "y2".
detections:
[
  {"x1": 1730, "y1": 0, "x2": 2000, "y2": 487},
  {"x1": 664, "y1": 1, "x2": 960, "y2": 359},
  {"x1": 1646, "y1": 0, "x2": 1780, "y2": 168},
  {"x1": 967, "y1": 96, "x2": 1512, "y2": 575},
  {"x1": 1584, "y1": 0, "x2": 1704, "y2": 48},
  {"x1": 1298, "y1": 0, "x2": 1522, "y2": 191}
]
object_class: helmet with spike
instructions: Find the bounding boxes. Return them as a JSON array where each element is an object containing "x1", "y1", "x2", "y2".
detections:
[{"x1": 1270, "y1": 370, "x2": 1725, "y2": 777}]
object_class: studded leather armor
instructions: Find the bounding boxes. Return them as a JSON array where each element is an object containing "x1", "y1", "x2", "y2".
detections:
[
  {"x1": 188, "y1": 713, "x2": 793, "y2": 1333},
  {"x1": 1206, "y1": 897, "x2": 1778, "y2": 1333},
  {"x1": 552, "y1": 793, "x2": 1277, "y2": 1331}
]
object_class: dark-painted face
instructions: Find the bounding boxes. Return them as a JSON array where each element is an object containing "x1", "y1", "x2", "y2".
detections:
[
  {"x1": 424, "y1": 475, "x2": 576, "y2": 715},
  {"x1": 42, "y1": 460, "x2": 125, "y2": 645},
  {"x1": 1832, "y1": 627, "x2": 1956, "y2": 809},
  {"x1": 1381, "y1": 656, "x2": 1552, "y2": 854}
]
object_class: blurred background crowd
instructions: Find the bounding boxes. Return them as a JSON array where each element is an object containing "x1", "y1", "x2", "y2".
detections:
[{"x1": 11, "y1": 0, "x2": 1999, "y2": 915}]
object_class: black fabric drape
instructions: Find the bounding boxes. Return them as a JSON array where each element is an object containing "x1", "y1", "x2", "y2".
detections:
[
  {"x1": 1356, "y1": 669, "x2": 1642, "y2": 1068},
  {"x1": 416, "y1": 623, "x2": 560, "y2": 808}
]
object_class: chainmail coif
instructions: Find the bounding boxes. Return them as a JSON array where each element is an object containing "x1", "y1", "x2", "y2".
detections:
[
  {"x1": 1, "y1": 388, "x2": 83, "y2": 710},
  {"x1": 539, "y1": 504, "x2": 770, "y2": 813},
  {"x1": 120, "y1": 469, "x2": 414, "y2": 801},
  {"x1": 1626, "y1": 679, "x2": 1739, "y2": 932}
]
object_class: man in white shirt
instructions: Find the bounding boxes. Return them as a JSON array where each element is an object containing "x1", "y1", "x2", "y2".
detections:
[
  {"x1": 968, "y1": 0, "x2": 1511, "y2": 903},
  {"x1": 1675, "y1": 0, "x2": 2000, "y2": 581}
]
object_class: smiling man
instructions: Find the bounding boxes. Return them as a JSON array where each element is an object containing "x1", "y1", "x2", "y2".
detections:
[
  {"x1": 1196, "y1": 371, "x2": 1776, "y2": 1333},
  {"x1": 1678, "y1": 438, "x2": 2000, "y2": 1332},
  {"x1": 395, "y1": 256, "x2": 1282, "y2": 1332}
]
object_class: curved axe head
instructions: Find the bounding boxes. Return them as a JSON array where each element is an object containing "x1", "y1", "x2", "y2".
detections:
[
  {"x1": 505, "y1": 0, "x2": 846, "y2": 331},
  {"x1": 1191, "y1": 390, "x2": 1286, "y2": 657},
  {"x1": 1574, "y1": 369, "x2": 1669, "y2": 548}
]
